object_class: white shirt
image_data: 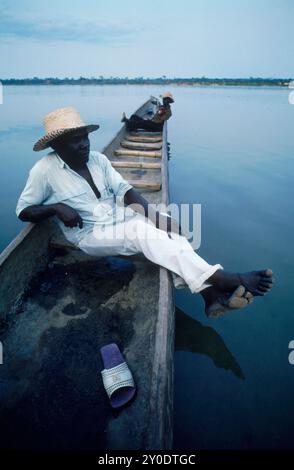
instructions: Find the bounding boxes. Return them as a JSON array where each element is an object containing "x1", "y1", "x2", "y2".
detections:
[{"x1": 16, "y1": 150, "x2": 134, "y2": 245}]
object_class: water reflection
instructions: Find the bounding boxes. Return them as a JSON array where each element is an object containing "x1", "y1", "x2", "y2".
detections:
[{"x1": 175, "y1": 306, "x2": 245, "y2": 380}]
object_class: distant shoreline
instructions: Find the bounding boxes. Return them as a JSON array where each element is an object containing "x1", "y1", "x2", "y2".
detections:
[{"x1": 1, "y1": 77, "x2": 292, "y2": 87}]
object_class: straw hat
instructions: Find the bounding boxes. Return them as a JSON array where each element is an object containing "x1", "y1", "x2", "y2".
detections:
[
  {"x1": 33, "y1": 106, "x2": 99, "y2": 151},
  {"x1": 161, "y1": 91, "x2": 175, "y2": 102}
]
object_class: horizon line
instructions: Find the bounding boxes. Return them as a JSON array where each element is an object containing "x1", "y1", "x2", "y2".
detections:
[{"x1": 1, "y1": 76, "x2": 293, "y2": 81}]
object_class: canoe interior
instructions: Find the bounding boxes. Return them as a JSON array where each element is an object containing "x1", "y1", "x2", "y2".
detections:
[
  {"x1": 0, "y1": 99, "x2": 175, "y2": 450},
  {"x1": 103, "y1": 99, "x2": 163, "y2": 203}
]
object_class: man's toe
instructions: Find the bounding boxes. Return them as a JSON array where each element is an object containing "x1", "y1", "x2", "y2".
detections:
[
  {"x1": 245, "y1": 292, "x2": 254, "y2": 304},
  {"x1": 255, "y1": 289, "x2": 266, "y2": 296},
  {"x1": 260, "y1": 280, "x2": 273, "y2": 289},
  {"x1": 233, "y1": 285, "x2": 246, "y2": 297},
  {"x1": 261, "y1": 268, "x2": 273, "y2": 278},
  {"x1": 228, "y1": 286, "x2": 248, "y2": 309}
]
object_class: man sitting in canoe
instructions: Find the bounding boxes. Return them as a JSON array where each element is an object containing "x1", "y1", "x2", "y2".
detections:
[
  {"x1": 121, "y1": 92, "x2": 174, "y2": 132},
  {"x1": 16, "y1": 107, "x2": 273, "y2": 318}
]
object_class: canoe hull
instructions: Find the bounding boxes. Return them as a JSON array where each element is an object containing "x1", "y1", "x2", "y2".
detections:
[{"x1": 0, "y1": 99, "x2": 175, "y2": 450}]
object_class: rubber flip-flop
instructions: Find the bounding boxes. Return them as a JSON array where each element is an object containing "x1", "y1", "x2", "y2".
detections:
[{"x1": 100, "y1": 343, "x2": 136, "y2": 409}]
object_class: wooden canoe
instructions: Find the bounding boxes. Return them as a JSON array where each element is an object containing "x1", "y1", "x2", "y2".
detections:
[{"x1": 0, "y1": 98, "x2": 175, "y2": 451}]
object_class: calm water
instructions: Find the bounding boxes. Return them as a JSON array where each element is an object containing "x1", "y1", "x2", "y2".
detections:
[{"x1": 0, "y1": 85, "x2": 293, "y2": 449}]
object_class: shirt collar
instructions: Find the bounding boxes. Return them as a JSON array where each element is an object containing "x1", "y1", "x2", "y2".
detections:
[{"x1": 54, "y1": 152, "x2": 71, "y2": 169}]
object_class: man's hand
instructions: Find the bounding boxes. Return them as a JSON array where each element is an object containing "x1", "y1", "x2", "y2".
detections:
[
  {"x1": 156, "y1": 212, "x2": 187, "y2": 238},
  {"x1": 124, "y1": 188, "x2": 189, "y2": 238},
  {"x1": 54, "y1": 203, "x2": 83, "y2": 228}
]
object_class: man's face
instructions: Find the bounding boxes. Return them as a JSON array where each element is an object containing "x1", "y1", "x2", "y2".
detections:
[
  {"x1": 163, "y1": 97, "x2": 173, "y2": 105},
  {"x1": 50, "y1": 130, "x2": 90, "y2": 166}
]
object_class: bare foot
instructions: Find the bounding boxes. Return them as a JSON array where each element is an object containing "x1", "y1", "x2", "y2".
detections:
[
  {"x1": 200, "y1": 285, "x2": 254, "y2": 319},
  {"x1": 208, "y1": 269, "x2": 273, "y2": 297}
]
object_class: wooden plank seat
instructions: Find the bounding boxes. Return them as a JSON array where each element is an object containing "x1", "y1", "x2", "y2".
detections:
[
  {"x1": 130, "y1": 131, "x2": 162, "y2": 137},
  {"x1": 126, "y1": 135, "x2": 162, "y2": 143},
  {"x1": 129, "y1": 180, "x2": 161, "y2": 190},
  {"x1": 111, "y1": 161, "x2": 161, "y2": 169},
  {"x1": 115, "y1": 149, "x2": 162, "y2": 158},
  {"x1": 120, "y1": 140, "x2": 162, "y2": 150}
]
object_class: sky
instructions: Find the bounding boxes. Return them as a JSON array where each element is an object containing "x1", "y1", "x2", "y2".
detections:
[{"x1": 0, "y1": 0, "x2": 293, "y2": 78}]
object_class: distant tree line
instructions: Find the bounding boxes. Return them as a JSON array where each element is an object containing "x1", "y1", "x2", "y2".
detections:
[{"x1": 0, "y1": 76, "x2": 291, "y2": 86}]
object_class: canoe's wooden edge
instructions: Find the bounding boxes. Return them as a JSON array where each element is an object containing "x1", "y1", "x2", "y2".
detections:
[
  {"x1": 145, "y1": 122, "x2": 175, "y2": 450},
  {"x1": 0, "y1": 219, "x2": 55, "y2": 322},
  {"x1": 0, "y1": 223, "x2": 35, "y2": 268}
]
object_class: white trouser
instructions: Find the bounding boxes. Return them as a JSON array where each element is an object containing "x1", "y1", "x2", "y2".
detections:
[{"x1": 78, "y1": 213, "x2": 223, "y2": 294}]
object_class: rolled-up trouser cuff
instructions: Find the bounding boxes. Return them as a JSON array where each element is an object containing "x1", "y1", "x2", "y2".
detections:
[
  {"x1": 170, "y1": 273, "x2": 211, "y2": 291},
  {"x1": 188, "y1": 264, "x2": 224, "y2": 294}
]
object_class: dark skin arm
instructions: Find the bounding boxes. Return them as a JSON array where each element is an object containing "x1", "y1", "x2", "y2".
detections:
[
  {"x1": 124, "y1": 187, "x2": 185, "y2": 236},
  {"x1": 18, "y1": 203, "x2": 83, "y2": 228},
  {"x1": 18, "y1": 189, "x2": 184, "y2": 236}
]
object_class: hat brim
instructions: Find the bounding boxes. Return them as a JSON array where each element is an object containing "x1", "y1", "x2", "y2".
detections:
[{"x1": 33, "y1": 124, "x2": 99, "y2": 152}]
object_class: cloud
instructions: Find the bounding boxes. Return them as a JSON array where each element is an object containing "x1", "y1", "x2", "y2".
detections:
[{"x1": 0, "y1": 9, "x2": 138, "y2": 45}]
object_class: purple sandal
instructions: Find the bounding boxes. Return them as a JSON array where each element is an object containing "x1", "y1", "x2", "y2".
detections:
[{"x1": 100, "y1": 343, "x2": 136, "y2": 409}]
